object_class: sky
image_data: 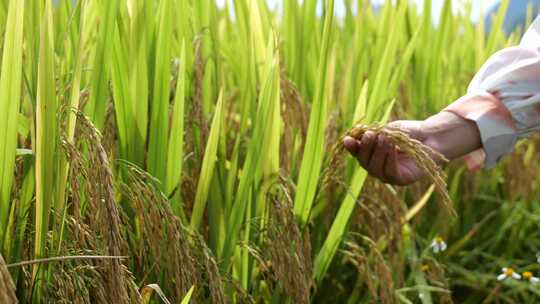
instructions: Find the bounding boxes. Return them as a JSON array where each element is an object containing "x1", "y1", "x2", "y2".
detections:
[{"x1": 215, "y1": 0, "x2": 501, "y2": 23}]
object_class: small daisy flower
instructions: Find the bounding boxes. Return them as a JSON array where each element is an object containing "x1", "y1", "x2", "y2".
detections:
[
  {"x1": 523, "y1": 271, "x2": 540, "y2": 285},
  {"x1": 497, "y1": 267, "x2": 521, "y2": 281},
  {"x1": 420, "y1": 264, "x2": 430, "y2": 273},
  {"x1": 430, "y1": 236, "x2": 447, "y2": 253}
]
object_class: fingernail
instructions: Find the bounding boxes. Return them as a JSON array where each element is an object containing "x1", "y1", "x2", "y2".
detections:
[{"x1": 343, "y1": 136, "x2": 358, "y2": 152}]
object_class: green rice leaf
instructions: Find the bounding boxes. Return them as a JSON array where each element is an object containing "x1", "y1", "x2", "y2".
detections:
[
  {"x1": 85, "y1": 0, "x2": 118, "y2": 130},
  {"x1": 33, "y1": 0, "x2": 57, "y2": 293},
  {"x1": 181, "y1": 285, "x2": 195, "y2": 304},
  {"x1": 148, "y1": 0, "x2": 173, "y2": 187},
  {"x1": 190, "y1": 90, "x2": 224, "y2": 231},
  {"x1": 54, "y1": 0, "x2": 87, "y2": 250},
  {"x1": 128, "y1": 0, "x2": 151, "y2": 167},
  {"x1": 166, "y1": 41, "x2": 186, "y2": 198},
  {"x1": 293, "y1": 0, "x2": 335, "y2": 227},
  {"x1": 220, "y1": 37, "x2": 280, "y2": 270},
  {"x1": 366, "y1": 0, "x2": 406, "y2": 121},
  {"x1": 110, "y1": 22, "x2": 134, "y2": 162},
  {"x1": 0, "y1": 0, "x2": 24, "y2": 249}
]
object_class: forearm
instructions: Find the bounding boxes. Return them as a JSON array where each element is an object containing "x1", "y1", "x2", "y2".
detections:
[{"x1": 421, "y1": 111, "x2": 482, "y2": 161}]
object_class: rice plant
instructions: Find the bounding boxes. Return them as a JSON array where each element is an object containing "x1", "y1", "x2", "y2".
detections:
[{"x1": 0, "y1": 0, "x2": 539, "y2": 303}]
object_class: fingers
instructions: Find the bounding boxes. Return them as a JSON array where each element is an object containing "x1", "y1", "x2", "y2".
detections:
[
  {"x1": 357, "y1": 131, "x2": 377, "y2": 167},
  {"x1": 344, "y1": 131, "x2": 420, "y2": 184},
  {"x1": 343, "y1": 136, "x2": 359, "y2": 154},
  {"x1": 367, "y1": 135, "x2": 389, "y2": 178},
  {"x1": 343, "y1": 121, "x2": 428, "y2": 185},
  {"x1": 344, "y1": 132, "x2": 397, "y2": 182},
  {"x1": 384, "y1": 145, "x2": 400, "y2": 183},
  {"x1": 343, "y1": 133, "x2": 377, "y2": 168}
]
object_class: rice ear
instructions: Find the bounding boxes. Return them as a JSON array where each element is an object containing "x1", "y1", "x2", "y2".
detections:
[
  {"x1": 264, "y1": 178, "x2": 312, "y2": 304},
  {"x1": 346, "y1": 124, "x2": 454, "y2": 217}
]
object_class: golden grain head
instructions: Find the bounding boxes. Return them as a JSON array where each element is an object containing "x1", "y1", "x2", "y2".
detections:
[{"x1": 345, "y1": 124, "x2": 455, "y2": 217}]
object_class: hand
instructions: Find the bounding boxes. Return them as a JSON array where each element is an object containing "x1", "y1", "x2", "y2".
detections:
[{"x1": 343, "y1": 111, "x2": 482, "y2": 185}]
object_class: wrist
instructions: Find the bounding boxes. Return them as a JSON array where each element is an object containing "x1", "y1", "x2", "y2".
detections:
[{"x1": 421, "y1": 111, "x2": 482, "y2": 160}]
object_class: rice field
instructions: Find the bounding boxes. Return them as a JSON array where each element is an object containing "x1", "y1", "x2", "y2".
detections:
[{"x1": 1, "y1": 0, "x2": 540, "y2": 303}]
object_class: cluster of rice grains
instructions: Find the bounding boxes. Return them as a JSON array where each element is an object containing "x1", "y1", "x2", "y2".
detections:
[
  {"x1": 264, "y1": 179, "x2": 312, "y2": 304},
  {"x1": 57, "y1": 111, "x2": 138, "y2": 303},
  {"x1": 120, "y1": 164, "x2": 225, "y2": 304},
  {"x1": 320, "y1": 124, "x2": 456, "y2": 303},
  {"x1": 328, "y1": 124, "x2": 455, "y2": 216}
]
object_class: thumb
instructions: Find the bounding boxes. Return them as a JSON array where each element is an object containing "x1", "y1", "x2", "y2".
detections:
[
  {"x1": 388, "y1": 120, "x2": 447, "y2": 163},
  {"x1": 386, "y1": 120, "x2": 427, "y2": 141}
]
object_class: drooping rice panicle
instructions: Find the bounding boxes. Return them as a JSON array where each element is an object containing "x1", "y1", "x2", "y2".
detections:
[{"x1": 345, "y1": 124, "x2": 455, "y2": 217}]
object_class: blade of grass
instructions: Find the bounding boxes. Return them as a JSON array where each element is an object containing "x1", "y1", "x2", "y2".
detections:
[
  {"x1": 23, "y1": 0, "x2": 42, "y2": 106},
  {"x1": 0, "y1": 0, "x2": 25, "y2": 252},
  {"x1": 366, "y1": 0, "x2": 406, "y2": 121},
  {"x1": 166, "y1": 41, "x2": 186, "y2": 201},
  {"x1": 110, "y1": 21, "x2": 135, "y2": 162},
  {"x1": 54, "y1": 0, "x2": 87, "y2": 253},
  {"x1": 220, "y1": 37, "x2": 280, "y2": 270},
  {"x1": 190, "y1": 90, "x2": 224, "y2": 231},
  {"x1": 33, "y1": 0, "x2": 57, "y2": 299},
  {"x1": 129, "y1": 0, "x2": 150, "y2": 167},
  {"x1": 85, "y1": 0, "x2": 117, "y2": 130},
  {"x1": 181, "y1": 285, "x2": 195, "y2": 304},
  {"x1": 293, "y1": 0, "x2": 335, "y2": 227},
  {"x1": 148, "y1": 0, "x2": 173, "y2": 187}
]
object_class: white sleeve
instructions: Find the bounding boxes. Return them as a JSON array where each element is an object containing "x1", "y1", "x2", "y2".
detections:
[{"x1": 443, "y1": 15, "x2": 540, "y2": 169}]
